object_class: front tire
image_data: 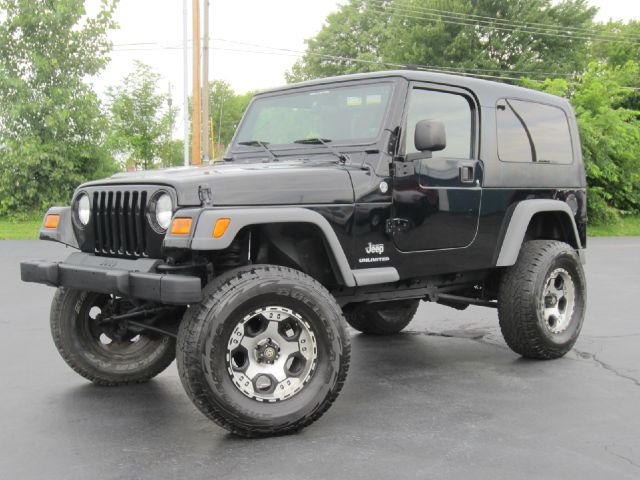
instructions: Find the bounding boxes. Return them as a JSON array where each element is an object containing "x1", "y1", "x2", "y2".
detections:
[
  {"x1": 344, "y1": 299, "x2": 420, "y2": 335},
  {"x1": 50, "y1": 288, "x2": 176, "y2": 385},
  {"x1": 176, "y1": 265, "x2": 350, "y2": 438},
  {"x1": 498, "y1": 240, "x2": 586, "y2": 359}
]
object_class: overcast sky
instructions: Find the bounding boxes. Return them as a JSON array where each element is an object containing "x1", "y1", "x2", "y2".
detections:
[{"x1": 85, "y1": 0, "x2": 640, "y2": 136}]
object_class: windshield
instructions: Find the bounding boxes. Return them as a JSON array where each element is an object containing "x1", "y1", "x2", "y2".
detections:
[{"x1": 234, "y1": 82, "x2": 393, "y2": 149}]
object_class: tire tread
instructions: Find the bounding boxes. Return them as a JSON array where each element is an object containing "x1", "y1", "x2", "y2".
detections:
[
  {"x1": 498, "y1": 240, "x2": 585, "y2": 360},
  {"x1": 50, "y1": 288, "x2": 176, "y2": 386},
  {"x1": 176, "y1": 264, "x2": 350, "y2": 438}
]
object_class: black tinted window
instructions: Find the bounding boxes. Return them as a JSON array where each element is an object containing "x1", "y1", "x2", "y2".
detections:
[
  {"x1": 405, "y1": 88, "x2": 472, "y2": 158},
  {"x1": 497, "y1": 99, "x2": 573, "y2": 164}
]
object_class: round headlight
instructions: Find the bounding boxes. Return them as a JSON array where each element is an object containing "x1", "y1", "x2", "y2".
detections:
[
  {"x1": 77, "y1": 193, "x2": 91, "y2": 226},
  {"x1": 155, "y1": 193, "x2": 173, "y2": 231}
]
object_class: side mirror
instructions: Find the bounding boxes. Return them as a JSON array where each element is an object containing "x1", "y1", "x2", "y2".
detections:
[{"x1": 414, "y1": 119, "x2": 446, "y2": 153}]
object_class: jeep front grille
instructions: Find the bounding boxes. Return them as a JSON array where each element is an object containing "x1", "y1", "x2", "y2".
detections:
[{"x1": 92, "y1": 190, "x2": 149, "y2": 257}]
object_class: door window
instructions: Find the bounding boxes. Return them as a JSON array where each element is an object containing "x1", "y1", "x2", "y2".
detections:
[{"x1": 404, "y1": 88, "x2": 473, "y2": 158}]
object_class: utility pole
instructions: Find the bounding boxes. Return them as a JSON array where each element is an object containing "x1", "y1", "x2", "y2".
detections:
[
  {"x1": 182, "y1": 0, "x2": 189, "y2": 166},
  {"x1": 217, "y1": 96, "x2": 224, "y2": 146},
  {"x1": 201, "y1": 0, "x2": 211, "y2": 162},
  {"x1": 167, "y1": 81, "x2": 174, "y2": 169},
  {"x1": 191, "y1": 0, "x2": 202, "y2": 165}
]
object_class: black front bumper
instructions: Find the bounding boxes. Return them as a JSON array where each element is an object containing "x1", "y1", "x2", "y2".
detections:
[{"x1": 20, "y1": 253, "x2": 202, "y2": 305}]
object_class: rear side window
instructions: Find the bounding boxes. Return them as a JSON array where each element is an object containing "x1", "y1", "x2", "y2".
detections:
[{"x1": 496, "y1": 99, "x2": 573, "y2": 164}]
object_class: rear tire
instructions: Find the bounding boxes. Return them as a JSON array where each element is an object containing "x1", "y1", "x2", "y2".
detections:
[
  {"x1": 344, "y1": 299, "x2": 420, "y2": 335},
  {"x1": 176, "y1": 265, "x2": 350, "y2": 438},
  {"x1": 498, "y1": 240, "x2": 586, "y2": 359},
  {"x1": 50, "y1": 288, "x2": 176, "y2": 385}
]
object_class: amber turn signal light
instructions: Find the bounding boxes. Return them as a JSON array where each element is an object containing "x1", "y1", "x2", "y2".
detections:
[
  {"x1": 44, "y1": 214, "x2": 60, "y2": 229},
  {"x1": 170, "y1": 217, "x2": 193, "y2": 235},
  {"x1": 213, "y1": 218, "x2": 231, "y2": 238}
]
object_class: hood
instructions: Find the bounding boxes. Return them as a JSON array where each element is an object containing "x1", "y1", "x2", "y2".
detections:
[{"x1": 81, "y1": 159, "x2": 356, "y2": 206}]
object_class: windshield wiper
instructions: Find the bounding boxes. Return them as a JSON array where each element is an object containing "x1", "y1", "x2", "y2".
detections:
[
  {"x1": 293, "y1": 138, "x2": 348, "y2": 164},
  {"x1": 237, "y1": 140, "x2": 279, "y2": 161}
]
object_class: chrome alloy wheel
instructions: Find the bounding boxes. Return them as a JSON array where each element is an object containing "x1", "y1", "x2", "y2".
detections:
[
  {"x1": 541, "y1": 268, "x2": 576, "y2": 334},
  {"x1": 226, "y1": 306, "x2": 318, "y2": 402}
]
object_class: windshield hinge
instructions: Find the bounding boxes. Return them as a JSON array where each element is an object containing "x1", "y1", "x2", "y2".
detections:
[
  {"x1": 387, "y1": 126, "x2": 400, "y2": 155},
  {"x1": 198, "y1": 186, "x2": 213, "y2": 206}
]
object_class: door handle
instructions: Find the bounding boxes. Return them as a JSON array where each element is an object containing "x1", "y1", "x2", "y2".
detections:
[{"x1": 459, "y1": 165, "x2": 475, "y2": 183}]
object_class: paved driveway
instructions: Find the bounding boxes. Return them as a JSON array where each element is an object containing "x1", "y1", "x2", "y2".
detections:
[{"x1": 1, "y1": 238, "x2": 639, "y2": 479}]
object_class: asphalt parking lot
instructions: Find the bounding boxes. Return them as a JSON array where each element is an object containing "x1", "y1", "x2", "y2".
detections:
[{"x1": 1, "y1": 238, "x2": 639, "y2": 479}]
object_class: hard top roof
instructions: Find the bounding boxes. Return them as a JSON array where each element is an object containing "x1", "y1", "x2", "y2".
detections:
[{"x1": 259, "y1": 69, "x2": 571, "y2": 109}]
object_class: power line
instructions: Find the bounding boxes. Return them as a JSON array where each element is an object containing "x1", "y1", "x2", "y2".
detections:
[
  {"x1": 127, "y1": 37, "x2": 571, "y2": 78},
  {"x1": 390, "y1": 3, "x2": 640, "y2": 44},
  {"x1": 109, "y1": 39, "x2": 639, "y2": 90},
  {"x1": 390, "y1": 2, "x2": 640, "y2": 41},
  {"x1": 375, "y1": 4, "x2": 640, "y2": 45},
  {"x1": 111, "y1": 43, "x2": 560, "y2": 83},
  {"x1": 112, "y1": 41, "x2": 169, "y2": 47},
  {"x1": 370, "y1": 1, "x2": 640, "y2": 43},
  {"x1": 367, "y1": 3, "x2": 640, "y2": 45},
  {"x1": 110, "y1": 42, "x2": 547, "y2": 82},
  {"x1": 212, "y1": 38, "x2": 579, "y2": 78}
]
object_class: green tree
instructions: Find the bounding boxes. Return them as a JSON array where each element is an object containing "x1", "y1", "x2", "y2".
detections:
[
  {"x1": 286, "y1": 0, "x2": 392, "y2": 81},
  {"x1": 159, "y1": 139, "x2": 185, "y2": 168},
  {"x1": 526, "y1": 62, "x2": 640, "y2": 223},
  {"x1": 588, "y1": 20, "x2": 640, "y2": 111},
  {"x1": 106, "y1": 61, "x2": 176, "y2": 170},
  {"x1": 0, "y1": 0, "x2": 118, "y2": 216},
  {"x1": 287, "y1": 0, "x2": 597, "y2": 82},
  {"x1": 207, "y1": 80, "x2": 253, "y2": 152},
  {"x1": 589, "y1": 20, "x2": 640, "y2": 68}
]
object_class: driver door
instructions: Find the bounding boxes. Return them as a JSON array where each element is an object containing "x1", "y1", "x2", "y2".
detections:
[{"x1": 392, "y1": 83, "x2": 482, "y2": 252}]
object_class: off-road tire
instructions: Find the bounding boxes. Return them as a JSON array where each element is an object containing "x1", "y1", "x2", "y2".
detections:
[
  {"x1": 344, "y1": 299, "x2": 420, "y2": 335},
  {"x1": 50, "y1": 288, "x2": 176, "y2": 385},
  {"x1": 176, "y1": 264, "x2": 350, "y2": 438},
  {"x1": 498, "y1": 240, "x2": 586, "y2": 359}
]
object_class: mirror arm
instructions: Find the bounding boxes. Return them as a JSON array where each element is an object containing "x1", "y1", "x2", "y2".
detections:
[{"x1": 404, "y1": 151, "x2": 431, "y2": 163}]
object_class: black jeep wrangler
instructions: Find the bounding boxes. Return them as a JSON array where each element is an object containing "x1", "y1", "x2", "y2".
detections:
[{"x1": 21, "y1": 70, "x2": 587, "y2": 437}]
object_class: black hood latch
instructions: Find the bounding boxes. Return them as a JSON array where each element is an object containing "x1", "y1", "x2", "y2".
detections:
[{"x1": 198, "y1": 186, "x2": 213, "y2": 206}]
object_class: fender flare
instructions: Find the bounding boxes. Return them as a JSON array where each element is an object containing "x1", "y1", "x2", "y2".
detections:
[
  {"x1": 167, "y1": 207, "x2": 400, "y2": 287},
  {"x1": 495, "y1": 199, "x2": 583, "y2": 267}
]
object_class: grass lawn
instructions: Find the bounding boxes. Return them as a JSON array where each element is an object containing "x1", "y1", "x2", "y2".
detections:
[
  {"x1": 588, "y1": 216, "x2": 640, "y2": 237},
  {"x1": 1, "y1": 215, "x2": 640, "y2": 241},
  {"x1": 0, "y1": 217, "x2": 42, "y2": 240}
]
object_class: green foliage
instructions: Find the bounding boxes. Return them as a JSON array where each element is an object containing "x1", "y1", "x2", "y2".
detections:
[
  {"x1": 158, "y1": 139, "x2": 185, "y2": 168},
  {"x1": 528, "y1": 62, "x2": 640, "y2": 223},
  {"x1": 208, "y1": 80, "x2": 253, "y2": 152},
  {"x1": 589, "y1": 20, "x2": 640, "y2": 68},
  {"x1": 588, "y1": 20, "x2": 640, "y2": 113},
  {"x1": 575, "y1": 64, "x2": 640, "y2": 223},
  {"x1": 106, "y1": 61, "x2": 176, "y2": 170},
  {"x1": 0, "y1": 0, "x2": 118, "y2": 216},
  {"x1": 588, "y1": 215, "x2": 640, "y2": 236},
  {"x1": 287, "y1": 0, "x2": 597, "y2": 82},
  {"x1": 286, "y1": 0, "x2": 392, "y2": 82}
]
